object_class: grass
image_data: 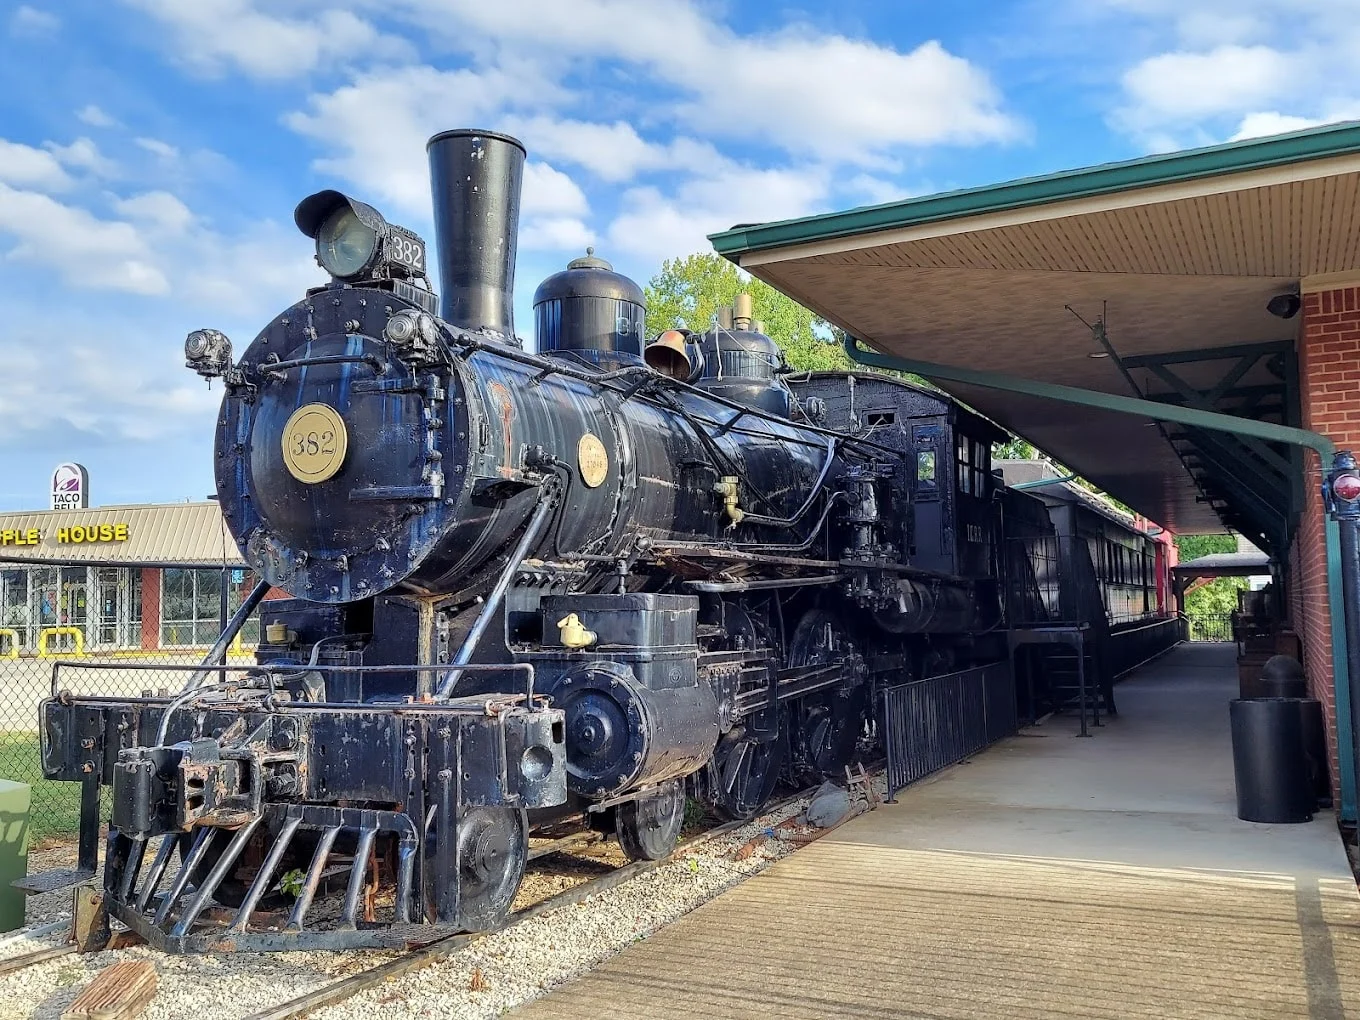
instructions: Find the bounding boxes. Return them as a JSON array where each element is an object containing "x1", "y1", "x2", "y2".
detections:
[{"x1": 0, "y1": 731, "x2": 81, "y2": 843}]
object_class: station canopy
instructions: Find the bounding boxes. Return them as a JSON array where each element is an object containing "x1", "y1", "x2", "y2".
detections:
[{"x1": 711, "y1": 122, "x2": 1360, "y2": 553}]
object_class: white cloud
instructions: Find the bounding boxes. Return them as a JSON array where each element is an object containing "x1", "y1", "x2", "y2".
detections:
[
  {"x1": 286, "y1": 63, "x2": 566, "y2": 214},
  {"x1": 520, "y1": 217, "x2": 594, "y2": 252},
  {"x1": 606, "y1": 162, "x2": 829, "y2": 264},
  {"x1": 135, "y1": 137, "x2": 179, "y2": 160},
  {"x1": 678, "y1": 37, "x2": 1017, "y2": 158},
  {"x1": 842, "y1": 174, "x2": 918, "y2": 206},
  {"x1": 0, "y1": 140, "x2": 74, "y2": 191},
  {"x1": 8, "y1": 5, "x2": 58, "y2": 38},
  {"x1": 1230, "y1": 105, "x2": 1360, "y2": 142},
  {"x1": 45, "y1": 137, "x2": 117, "y2": 177},
  {"x1": 0, "y1": 338, "x2": 220, "y2": 441},
  {"x1": 114, "y1": 191, "x2": 195, "y2": 233},
  {"x1": 505, "y1": 117, "x2": 721, "y2": 183},
  {"x1": 121, "y1": 0, "x2": 410, "y2": 78},
  {"x1": 0, "y1": 126, "x2": 320, "y2": 307},
  {"x1": 0, "y1": 182, "x2": 168, "y2": 294},
  {"x1": 1119, "y1": 45, "x2": 1297, "y2": 127},
  {"x1": 521, "y1": 162, "x2": 587, "y2": 218},
  {"x1": 76, "y1": 105, "x2": 118, "y2": 128},
  {"x1": 383, "y1": 0, "x2": 1019, "y2": 161},
  {"x1": 1095, "y1": 1, "x2": 1360, "y2": 145}
]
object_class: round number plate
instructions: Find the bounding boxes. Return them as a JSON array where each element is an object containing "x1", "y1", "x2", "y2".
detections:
[
  {"x1": 578, "y1": 433, "x2": 609, "y2": 488},
  {"x1": 281, "y1": 403, "x2": 349, "y2": 483}
]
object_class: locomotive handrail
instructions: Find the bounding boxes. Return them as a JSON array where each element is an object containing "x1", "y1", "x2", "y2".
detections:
[
  {"x1": 259, "y1": 352, "x2": 388, "y2": 377},
  {"x1": 49, "y1": 659, "x2": 538, "y2": 707}
]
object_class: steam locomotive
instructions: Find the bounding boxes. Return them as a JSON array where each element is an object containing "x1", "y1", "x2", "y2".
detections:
[{"x1": 35, "y1": 129, "x2": 1157, "y2": 953}]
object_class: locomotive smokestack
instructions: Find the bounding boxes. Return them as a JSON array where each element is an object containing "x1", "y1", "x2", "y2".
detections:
[{"x1": 426, "y1": 129, "x2": 526, "y2": 336}]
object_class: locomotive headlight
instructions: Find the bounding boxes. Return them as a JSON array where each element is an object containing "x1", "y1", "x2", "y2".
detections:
[
  {"x1": 184, "y1": 328, "x2": 233, "y2": 380},
  {"x1": 316, "y1": 204, "x2": 378, "y2": 279},
  {"x1": 293, "y1": 189, "x2": 427, "y2": 283}
]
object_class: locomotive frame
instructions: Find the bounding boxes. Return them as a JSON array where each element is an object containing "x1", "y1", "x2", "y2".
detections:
[{"x1": 32, "y1": 128, "x2": 1175, "y2": 953}]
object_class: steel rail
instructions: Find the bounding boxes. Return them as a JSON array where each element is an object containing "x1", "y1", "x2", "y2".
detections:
[{"x1": 241, "y1": 785, "x2": 822, "y2": 1020}]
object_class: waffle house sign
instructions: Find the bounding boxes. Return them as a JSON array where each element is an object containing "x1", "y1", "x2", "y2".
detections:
[{"x1": 0, "y1": 523, "x2": 130, "y2": 547}]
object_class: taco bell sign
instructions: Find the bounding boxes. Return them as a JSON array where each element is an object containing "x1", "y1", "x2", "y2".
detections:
[{"x1": 51, "y1": 463, "x2": 89, "y2": 510}]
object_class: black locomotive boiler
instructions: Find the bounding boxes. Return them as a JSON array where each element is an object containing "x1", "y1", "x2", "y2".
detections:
[{"x1": 34, "y1": 128, "x2": 1162, "y2": 954}]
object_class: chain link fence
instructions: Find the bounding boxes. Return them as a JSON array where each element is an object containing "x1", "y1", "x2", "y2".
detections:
[{"x1": 1, "y1": 648, "x2": 257, "y2": 844}]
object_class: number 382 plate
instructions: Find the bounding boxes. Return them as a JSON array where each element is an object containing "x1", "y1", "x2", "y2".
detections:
[{"x1": 281, "y1": 403, "x2": 349, "y2": 483}]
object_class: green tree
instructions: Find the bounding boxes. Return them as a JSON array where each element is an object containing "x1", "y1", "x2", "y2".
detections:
[
  {"x1": 644, "y1": 253, "x2": 849, "y2": 372},
  {"x1": 993, "y1": 436, "x2": 1039, "y2": 460},
  {"x1": 1174, "y1": 534, "x2": 1246, "y2": 628},
  {"x1": 1184, "y1": 577, "x2": 1249, "y2": 618},
  {"x1": 1174, "y1": 534, "x2": 1236, "y2": 560}
]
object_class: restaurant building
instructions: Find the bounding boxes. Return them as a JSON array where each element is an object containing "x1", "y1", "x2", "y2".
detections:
[{"x1": 0, "y1": 500, "x2": 261, "y2": 655}]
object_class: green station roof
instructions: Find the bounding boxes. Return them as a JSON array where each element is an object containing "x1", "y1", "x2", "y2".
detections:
[{"x1": 711, "y1": 121, "x2": 1360, "y2": 544}]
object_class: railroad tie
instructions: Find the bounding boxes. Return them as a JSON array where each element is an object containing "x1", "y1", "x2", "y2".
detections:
[{"x1": 60, "y1": 959, "x2": 158, "y2": 1020}]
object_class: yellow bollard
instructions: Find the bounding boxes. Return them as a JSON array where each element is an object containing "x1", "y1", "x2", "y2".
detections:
[
  {"x1": 0, "y1": 629, "x2": 18, "y2": 660},
  {"x1": 37, "y1": 627, "x2": 85, "y2": 658}
]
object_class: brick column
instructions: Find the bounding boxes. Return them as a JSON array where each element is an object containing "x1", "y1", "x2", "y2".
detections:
[
  {"x1": 140, "y1": 568, "x2": 160, "y2": 651},
  {"x1": 1291, "y1": 285, "x2": 1360, "y2": 801}
]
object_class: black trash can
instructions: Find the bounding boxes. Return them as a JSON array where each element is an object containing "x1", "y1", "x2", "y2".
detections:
[
  {"x1": 1230, "y1": 698, "x2": 1312, "y2": 823},
  {"x1": 1262, "y1": 676, "x2": 1307, "y2": 698},
  {"x1": 1261, "y1": 656, "x2": 1306, "y2": 699}
]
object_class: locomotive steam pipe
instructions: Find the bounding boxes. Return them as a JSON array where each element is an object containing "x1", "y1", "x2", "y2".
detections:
[{"x1": 427, "y1": 129, "x2": 525, "y2": 336}]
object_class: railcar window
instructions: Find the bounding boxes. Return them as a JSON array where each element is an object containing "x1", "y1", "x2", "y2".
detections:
[
  {"x1": 917, "y1": 450, "x2": 937, "y2": 485},
  {"x1": 865, "y1": 411, "x2": 896, "y2": 431},
  {"x1": 956, "y1": 435, "x2": 990, "y2": 496}
]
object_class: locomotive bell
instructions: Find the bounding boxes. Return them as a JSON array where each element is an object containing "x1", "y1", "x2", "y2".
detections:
[{"x1": 644, "y1": 329, "x2": 698, "y2": 380}]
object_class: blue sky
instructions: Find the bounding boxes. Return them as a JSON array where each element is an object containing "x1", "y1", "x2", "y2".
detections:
[{"x1": 0, "y1": 0, "x2": 1357, "y2": 510}]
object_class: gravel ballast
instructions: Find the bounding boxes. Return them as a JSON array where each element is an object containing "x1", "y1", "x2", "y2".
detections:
[{"x1": 0, "y1": 784, "x2": 882, "y2": 1020}]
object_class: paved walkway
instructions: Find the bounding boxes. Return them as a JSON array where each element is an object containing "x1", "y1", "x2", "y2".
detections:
[{"x1": 513, "y1": 643, "x2": 1360, "y2": 1019}]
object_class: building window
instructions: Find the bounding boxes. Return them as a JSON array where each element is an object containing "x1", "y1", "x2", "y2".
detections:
[
  {"x1": 0, "y1": 569, "x2": 29, "y2": 652},
  {"x1": 160, "y1": 568, "x2": 259, "y2": 647}
]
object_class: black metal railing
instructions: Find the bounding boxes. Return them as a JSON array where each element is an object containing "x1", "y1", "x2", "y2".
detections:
[
  {"x1": 880, "y1": 661, "x2": 1016, "y2": 800},
  {"x1": 1106, "y1": 616, "x2": 1184, "y2": 676},
  {"x1": 1187, "y1": 614, "x2": 1234, "y2": 642}
]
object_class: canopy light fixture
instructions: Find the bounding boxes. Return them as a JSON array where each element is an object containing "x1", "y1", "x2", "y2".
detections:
[{"x1": 1266, "y1": 292, "x2": 1301, "y2": 319}]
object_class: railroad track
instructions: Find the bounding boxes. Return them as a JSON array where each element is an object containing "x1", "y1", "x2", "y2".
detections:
[
  {"x1": 0, "y1": 773, "x2": 873, "y2": 1016},
  {"x1": 243, "y1": 787, "x2": 819, "y2": 1020}
]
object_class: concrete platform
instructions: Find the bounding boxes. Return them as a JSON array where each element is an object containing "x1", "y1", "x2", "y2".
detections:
[{"x1": 513, "y1": 643, "x2": 1360, "y2": 1019}]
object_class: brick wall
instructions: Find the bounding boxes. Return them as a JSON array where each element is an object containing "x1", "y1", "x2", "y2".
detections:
[{"x1": 1292, "y1": 286, "x2": 1360, "y2": 801}]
